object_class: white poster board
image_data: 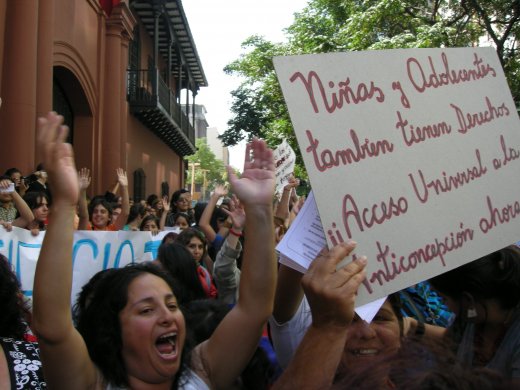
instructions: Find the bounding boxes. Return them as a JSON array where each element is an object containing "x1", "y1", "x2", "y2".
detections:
[
  {"x1": 274, "y1": 139, "x2": 297, "y2": 196},
  {"x1": 274, "y1": 47, "x2": 520, "y2": 306}
]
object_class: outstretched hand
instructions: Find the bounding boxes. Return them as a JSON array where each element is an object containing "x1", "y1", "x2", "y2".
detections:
[
  {"x1": 302, "y1": 242, "x2": 367, "y2": 329},
  {"x1": 116, "y1": 168, "x2": 128, "y2": 187},
  {"x1": 78, "y1": 168, "x2": 91, "y2": 191},
  {"x1": 227, "y1": 138, "x2": 275, "y2": 207},
  {"x1": 221, "y1": 194, "x2": 246, "y2": 230},
  {"x1": 37, "y1": 112, "x2": 78, "y2": 207}
]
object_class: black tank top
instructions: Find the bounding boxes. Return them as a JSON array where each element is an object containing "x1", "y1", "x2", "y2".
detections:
[{"x1": 0, "y1": 337, "x2": 46, "y2": 389}]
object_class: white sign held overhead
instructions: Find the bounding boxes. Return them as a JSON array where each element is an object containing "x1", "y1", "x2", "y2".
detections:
[
  {"x1": 274, "y1": 47, "x2": 520, "y2": 306},
  {"x1": 273, "y1": 139, "x2": 297, "y2": 196}
]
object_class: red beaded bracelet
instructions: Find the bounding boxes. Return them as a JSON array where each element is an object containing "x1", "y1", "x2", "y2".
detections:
[{"x1": 229, "y1": 228, "x2": 242, "y2": 237}]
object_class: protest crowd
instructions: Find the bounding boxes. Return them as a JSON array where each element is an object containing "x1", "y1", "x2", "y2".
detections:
[{"x1": 1, "y1": 110, "x2": 519, "y2": 390}]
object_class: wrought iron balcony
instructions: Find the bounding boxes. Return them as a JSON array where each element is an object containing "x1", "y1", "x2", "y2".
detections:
[{"x1": 127, "y1": 68, "x2": 196, "y2": 156}]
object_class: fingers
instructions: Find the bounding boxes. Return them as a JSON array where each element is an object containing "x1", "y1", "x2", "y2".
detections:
[{"x1": 309, "y1": 241, "x2": 357, "y2": 274}]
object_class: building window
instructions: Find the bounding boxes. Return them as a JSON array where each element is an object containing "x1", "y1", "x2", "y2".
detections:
[{"x1": 133, "y1": 168, "x2": 146, "y2": 203}]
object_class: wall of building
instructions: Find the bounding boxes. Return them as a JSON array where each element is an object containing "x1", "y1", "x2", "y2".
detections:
[{"x1": 0, "y1": 0, "x2": 187, "y2": 200}]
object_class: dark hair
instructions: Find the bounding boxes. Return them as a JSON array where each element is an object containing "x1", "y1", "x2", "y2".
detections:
[
  {"x1": 192, "y1": 202, "x2": 206, "y2": 226},
  {"x1": 157, "y1": 243, "x2": 206, "y2": 304},
  {"x1": 430, "y1": 245, "x2": 520, "y2": 310},
  {"x1": 175, "y1": 227, "x2": 208, "y2": 261},
  {"x1": 126, "y1": 203, "x2": 146, "y2": 225},
  {"x1": 146, "y1": 194, "x2": 159, "y2": 207},
  {"x1": 75, "y1": 262, "x2": 191, "y2": 387},
  {"x1": 169, "y1": 189, "x2": 189, "y2": 211},
  {"x1": 88, "y1": 197, "x2": 113, "y2": 220},
  {"x1": 0, "y1": 254, "x2": 29, "y2": 338},
  {"x1": 173, "y1": 212, "x2": 190, "y2": 225},
  {"x1": 23, "y1": 191, "x2": 49, "y2": 211},
  {"x1": 4, "y1": 168, "x2": 21, "y2": 177},
  {"x1": 185, "y1": 299, "x2": 277, "y2": 389},
  {"x1": 139, "y1": 214, "x2": 160, "y2": 231}
]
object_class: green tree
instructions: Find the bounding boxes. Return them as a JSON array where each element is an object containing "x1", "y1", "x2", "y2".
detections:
[
  {"x1": 220, "y1": 0, "x2": 520, "y2": 175},
  {"x1": 186, "y1": 138, "x2": 227, "y2": 193}
]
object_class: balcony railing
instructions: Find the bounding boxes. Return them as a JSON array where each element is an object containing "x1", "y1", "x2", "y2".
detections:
[{"x1": 127, "y1": 68, "x2": 195, "y2": 155}]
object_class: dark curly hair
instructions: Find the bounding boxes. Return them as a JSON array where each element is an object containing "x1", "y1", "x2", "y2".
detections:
[
  {"x1": 75, "y1": 262, "x2": 193, "y2": 388},
  {"x1": 430, "y1": 245, "x2": 520, "y2": 310},
  {"x1": 0, "y1": 254, "x2": 28, "y2": 338},
  {"x1": 175, "y1": 227, "x2": 208, "y2": 261},
  {"x1": 157, "y1": 243, "x2": 206, "y2": 305}
]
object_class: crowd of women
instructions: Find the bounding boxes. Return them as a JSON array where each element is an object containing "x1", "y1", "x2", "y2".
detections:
[{"x1": 1, "y1": 111, "x2": 520, "y2": 389}]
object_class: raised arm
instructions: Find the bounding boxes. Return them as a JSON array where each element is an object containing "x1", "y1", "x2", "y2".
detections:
[
  {"x1": 112, "y1": 168, "x2": 129, "y2": 231},
  {"x1": 196, "y1": 138, "x2": 277, "y2": 388},
  {"x1": 31, "y1": 112, "x2": 98, "y2": 389},
  {"x1": 77, "y1": 168, "x2": 91, "y2": 230},
  {"x1": 158, "y1": 195, "x2": 170, "y2": 230},
  {"x1": 198, "y1": 184, "x2": 228, "y2": 244},
  {"x1": 2, "y1": 179, "x2": 34, "y2": 227},
  {"x1": 212, "y1": 195, "x2": 245, "y2": 304},
  {"x1": 272, "y1": 242, "x2": 366, "y2": 390}
]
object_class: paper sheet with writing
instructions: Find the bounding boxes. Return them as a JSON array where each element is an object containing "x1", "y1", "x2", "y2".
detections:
[
  {"x1": 274, "y1": 48, "x2": 520, "y2": 306},
  {"x1": 277, "y1": 192, "x2": 385, "y2": 322}
]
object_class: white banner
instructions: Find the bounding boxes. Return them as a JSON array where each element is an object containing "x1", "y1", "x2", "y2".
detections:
[
  {"x1": 274, "y1": 47, "x2": 520, "y2": 306},
  {"x1": 0, "y1": 227, "x2": 169, "y2": 303}
]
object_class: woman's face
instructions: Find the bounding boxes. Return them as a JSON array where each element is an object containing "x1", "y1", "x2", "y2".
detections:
[
  {"x1": 186, "y1": 236, "x2": 204, "y2": 263},
  {"x1": 174, "y1": 216, "x2": 189, "y2": 231},
  {"x1": 33, "y1": 196, "x2": 49, "y2": 222},
  {"x1": 341, "y1": 300, "x2": 401, "y2": 372},
  {"x1": 142, "y1": 220, "x2": 159, "y2": 233},
  {"x1": 175, "y1": 193, "x2": 190, "y2": 212},
  {"x1": 9, "y1": 172, "x2": 21, "y2": 187},
  {"x1": 92, "y1": 204, "x2": 110, "y2": 228},
  {"x1": 119, "y1": 273, "x2": 185, "y2": 386}
]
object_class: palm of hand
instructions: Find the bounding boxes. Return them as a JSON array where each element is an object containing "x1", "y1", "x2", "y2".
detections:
[
  {"x1": 51, "y1": 145, "x2": 79, "y2": 205},
  {"x1": 231, "y1": 168, "x2": 274, "y2": 206}
]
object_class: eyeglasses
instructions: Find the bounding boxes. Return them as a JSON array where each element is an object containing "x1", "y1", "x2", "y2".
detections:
[{"x1": 177, "y1": 198, "x2": 189, "y2": 203}]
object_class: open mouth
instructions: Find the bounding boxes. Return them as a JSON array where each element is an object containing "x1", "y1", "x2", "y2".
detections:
[{"x1": 155, "y1": 332, "x2": 178, "y2": 358}]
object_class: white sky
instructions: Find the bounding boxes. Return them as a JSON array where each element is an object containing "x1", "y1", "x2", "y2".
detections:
[{"x1": 182, "y1": 0, "x2": 309, "y2": 169}]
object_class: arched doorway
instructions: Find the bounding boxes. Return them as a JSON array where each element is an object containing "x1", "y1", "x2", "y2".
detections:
[{"x1": 52, "y1": 66, "x2": 92, "y2": 146}]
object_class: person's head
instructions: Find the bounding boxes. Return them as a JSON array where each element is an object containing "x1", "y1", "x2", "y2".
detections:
[
  {"x1": 339, "y1": 294, "x2": 403, "y2": 375},
  {"x1": 127, "y1": 203, "x2": 146, "y2": 225},
  {"x1": 175, "y1": 227, "x2": 207, "y2": 264},
  {"x1": 4, "y1": 168, "x2": 21, "y2": 187},
  {"x1": 170, "y1": 189, "x2": 190, "y2": 212},
  {"x1": 88, "y1": 197, "x2": 113, "y2": 229},
  {"x1": 140, "y1": 215, "x2": 160, "y2": 234},
  {"x1": 156, "y1": 243, "x2": 206, "y2": 304},
  {"x1": 173, "y1": 212, "x2": 190, "y2": 231},
  {"x1": 146, "y1": 194, "x2": 159, "y2": 209},
  {"x1": 34, "y1": 163, "x2": 47, "y2": 183},
  {"x1": 23, "y1": 191, "x2": 50, "y2": 223},
  {"x1": 0, "y1": 254, "x2": 29, "y2": 339},
  {"x1": 75, "y1": 262, "x2": 190, "y2": 388},
  {"x1": 429, "y1": 245, "x2": 520, "y2": 321},
  {"x1": 112, "y1": 204, "x2": 123, "y2": 224},
  {"x1": 334, "y1": 337, "x2": 514, "y2": 390}
]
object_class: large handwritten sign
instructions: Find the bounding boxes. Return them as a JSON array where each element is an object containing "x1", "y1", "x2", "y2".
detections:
[
  {"x1": 274, "y1": 48, "x2": 520, "y2": 306},
  {"x1": 0, "y1": 227, "x2": 167, "y2": 303}
]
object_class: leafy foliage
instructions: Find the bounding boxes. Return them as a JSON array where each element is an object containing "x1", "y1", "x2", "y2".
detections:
[
  {"x1": 186, "y1": 138, "x2": 227, "y2": 191},
  {"x1": 219, "y1": 0, "x2": 520, "y2": 176}
]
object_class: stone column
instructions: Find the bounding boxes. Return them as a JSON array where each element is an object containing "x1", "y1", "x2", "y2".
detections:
[
  {"x1": 35, "y1": 0, "x2": 55, "y2": 164},
  {"x1": 0, "y1": 0, "x2": 39, "y2": 174},
  {"x1": 100, "y1": 2, "x2": 135, "y2": 191}
]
